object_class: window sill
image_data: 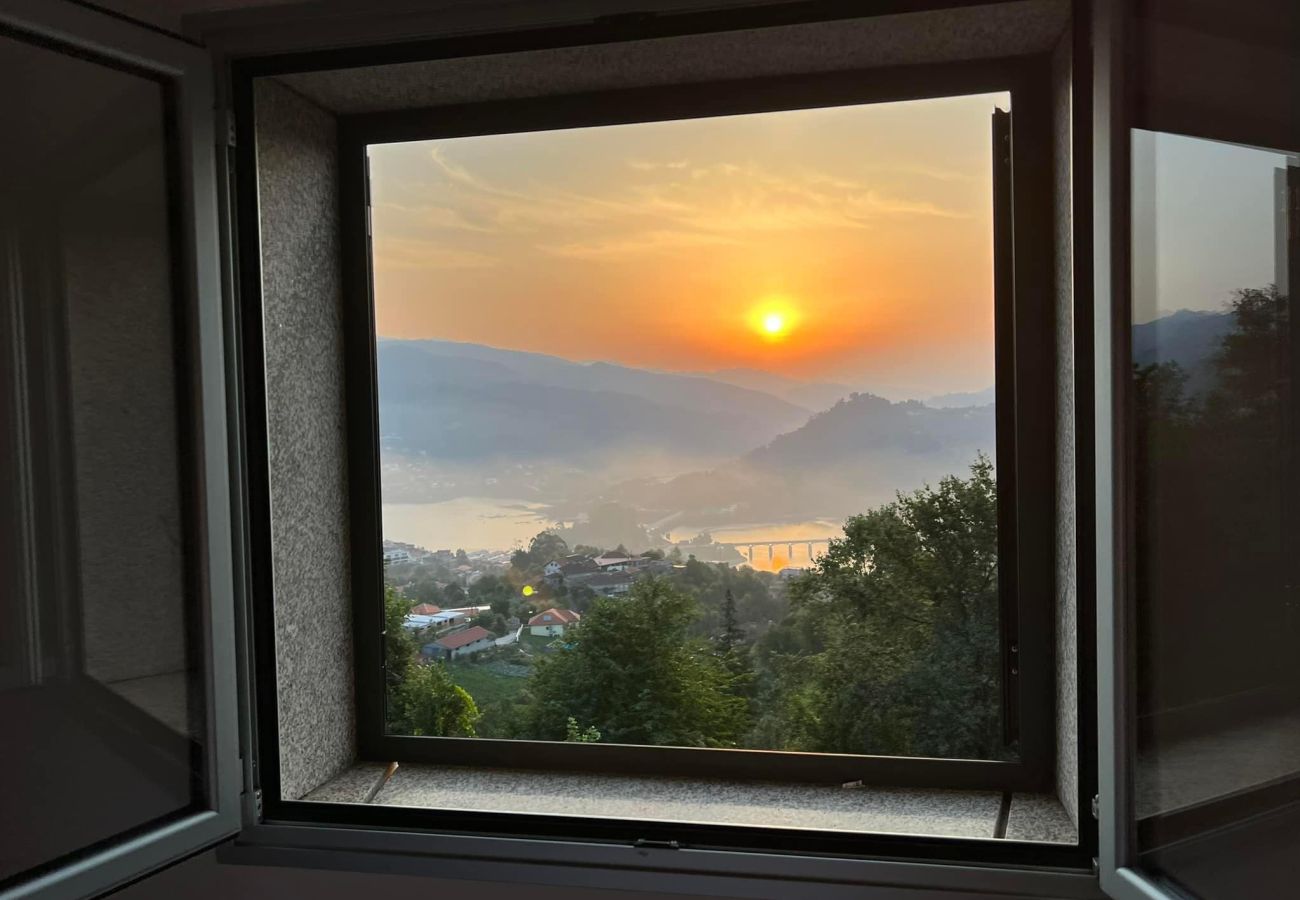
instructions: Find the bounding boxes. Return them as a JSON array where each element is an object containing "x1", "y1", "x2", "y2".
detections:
[{"x1": 303, "y1": 762, "x2": 1077, "y2": 844}]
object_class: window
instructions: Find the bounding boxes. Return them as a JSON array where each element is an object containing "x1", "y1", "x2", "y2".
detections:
[
  {"x1": 1127, "y1": 127, "x2": 1300, "y2": 890},
  {"x1": 341, "y1": 61, "x2": 1056, "y2": 791}
]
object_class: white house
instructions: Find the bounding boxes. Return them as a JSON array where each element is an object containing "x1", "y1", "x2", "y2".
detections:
[{"x1": 527, "y1": 608, "x2": 580, "y2": 636}]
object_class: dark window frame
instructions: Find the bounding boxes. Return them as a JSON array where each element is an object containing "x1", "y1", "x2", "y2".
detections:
[{"x1": 332, "y1": 53, "x2": 1058, "y2": 794}]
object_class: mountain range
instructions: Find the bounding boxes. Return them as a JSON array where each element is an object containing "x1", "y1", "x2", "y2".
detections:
[
  {"x1": 377, "y1": 306, "x2": 1229, "y2": 520},
  {"x1": 1131, "y1": 308, "x2": 1233, "y2": 392},
  {"x1": 377, "y1": 339, "x2": 810, "y2": 465}
]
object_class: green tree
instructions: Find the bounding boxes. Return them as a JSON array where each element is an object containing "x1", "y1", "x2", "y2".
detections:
[
  {"x1": 564, "y1": 717, "x2": 601, "y2": 743},
  {"x1": 392, "y1": 662, "x2": 480, "y2": 737},
  {"x1": 714, "y1": 588, "x2": 750, "y2": 678},
  {"x1": 515, "y1": 579, "x2": 749, "y2": 747},
  {"x1": 754, "y1": 457, "x2": 1003, "y2": 759},
  {"x1": 384, "y1": 585, "x2": 415, "y2": 691},
  {"x1": 511, "y1": 530, "x2": 570, "y2": 576},
  {"x1": 441, "y1": 581, "x2": 467, "y2": 607}
]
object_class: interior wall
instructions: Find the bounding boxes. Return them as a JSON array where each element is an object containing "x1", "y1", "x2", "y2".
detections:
[
  {"x1": 255, "y1": 78, "x2": 356, "y2": 799},
  {"x1": 66, "y1": 166, "x2": 189, "y2": 689},
  {"x1": 1050, "y1": 30, "x2": 1078, "y2": 829}
]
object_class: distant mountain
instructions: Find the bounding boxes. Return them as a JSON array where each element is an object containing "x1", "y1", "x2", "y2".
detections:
[
  {"x1": 376, "y1": 340, "x2": 811, "y2": 466},
  {"x1": 613, "y1": 392, "x2": 996, "y2": 522},
  {"x1": 701, "y1": 367, "x2": 853, "y2": 411},
  {"x1": 1131, "y1": 309, "x2": 1233, "y2": 392},
  {"x1": 927, "y1": 386, "x2": 996, "y2": 408}
]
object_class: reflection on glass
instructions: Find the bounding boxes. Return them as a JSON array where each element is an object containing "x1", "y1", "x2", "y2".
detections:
[
  {"x1": 1131, "y1": 128, "x2": 1300, "y2": 884},
  {"x1": 368, "y1": 93, "x2": 1014, "y2": 760},
  {"x1": 0, "y1": 31, "x2": 203, "y2": 885}
]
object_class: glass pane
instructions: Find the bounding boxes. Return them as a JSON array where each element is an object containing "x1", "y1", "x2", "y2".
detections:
[
  {"x1": 1130, "y1": 128, "x2": 1300, "y2": 892},
  {"x1": 0, "y1": 29, "x2": 204, "y2": 886},
  {"x1": 367, "y1": 93, "x2": 1014, "y2": 760}
]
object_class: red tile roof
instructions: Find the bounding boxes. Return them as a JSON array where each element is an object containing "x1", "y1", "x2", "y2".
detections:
[
  {"x1": 434, "y1": 625, "x2": 492, "y2": 650},
  {"x1": 527, "y1": 608, "x2": 580, "y2": 627},
  {"x1": 410, "y1": 603, "x2": 441, "y2": 616}
]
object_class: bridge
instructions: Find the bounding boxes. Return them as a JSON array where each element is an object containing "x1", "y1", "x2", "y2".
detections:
[{"x1": 708, "y1": 537, "x2": 833, "y2": 562}]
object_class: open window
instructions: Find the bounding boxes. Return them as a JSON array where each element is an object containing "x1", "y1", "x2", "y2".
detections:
[
  {"x1": 1095, "y1": 1, "x2": 1300, "y2": 898},
  {"x1": 0, "y1": 2, "x2": 239, "y2": 898},
  {"x1": 341, "y1": 71, "x2": 1052, "y2": 793},
  {"x1": 230, "y1": 0, "x2": 1090, "y2": 872}
]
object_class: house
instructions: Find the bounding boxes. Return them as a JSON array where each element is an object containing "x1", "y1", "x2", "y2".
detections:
[
  {"x1": 527, "y1": 608, "x2": 580, "y2": 636},
  {"x1": 402, "y1": 613, "x2": 440, "y2": 631},
  {"x1": 592, "y1": 554, "x2": 637, "y2": 570},
  {"x1": 424, "y1": 625, "x2": 495, "y2": 660},
  {"x1": 382, "y1": 546, "x2": 411, "y2": 564},
  {"x1": 409, "y1": 603, "x2": 441, "y2": 616},
  {"x1": 778, "y1": 567, "x2": 807, "y2": 581},
  {"x1": 428, "y1": 609, "x2": 470, "y2": 630},
  {"x1": 582, "y1": 572, "x2": 636, "y2": 597},
  {"x1": 544, "y1": 555, "x2": 600, "y2": 582}
]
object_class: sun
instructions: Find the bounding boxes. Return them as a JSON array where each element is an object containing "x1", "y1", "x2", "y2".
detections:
[{"x1": 748, "y1": 297, "x2": 800, "y2": 342}]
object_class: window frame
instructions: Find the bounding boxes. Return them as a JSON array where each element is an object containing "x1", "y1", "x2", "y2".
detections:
[
  {"x1": 0, "y1": 1, "x2": 242, "y2": 898},
  {"x1": 332, "y1": 53, "x2": 1059, "y2": 794}
]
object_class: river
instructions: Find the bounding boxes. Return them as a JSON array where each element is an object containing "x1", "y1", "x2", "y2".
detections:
[
  {"x1": 382, "y1": 499, "x2": 843, "y2": 573},
  {"x1": 666, "y1": 520, "x2": 844, "y2": 572}
]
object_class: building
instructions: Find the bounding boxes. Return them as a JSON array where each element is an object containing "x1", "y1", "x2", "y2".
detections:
[
  {"x1": 582, "y1": 572, "x2": 636, "y2": 597},
  {"x1": 425, "y1": 625, "x2": 495, "y2": 660},
  {"x1": 544, "y1": 555, "x2": 600, "y2": 581},
  {"x1": 527, "y1": 608, "x2": 580, "y2": 636},
  {"x1": 382, "y1": 546, "x2": 411, "y2": 564},
  {"x1": 409, "y1": 603, "x2": 441, "y2": 616},
  {"x1": 778, "y1": 567, "x2": 807, "y2": 581},
  {"x1": 592, "y1": 553, "x2": 637, "y2": 570}
]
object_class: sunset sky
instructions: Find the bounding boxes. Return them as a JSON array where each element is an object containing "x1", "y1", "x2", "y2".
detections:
[{"x1": 368, "y1": 91, "x2": 1009, "y2": 398}]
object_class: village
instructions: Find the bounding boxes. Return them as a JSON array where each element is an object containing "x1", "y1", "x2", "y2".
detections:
[
  {"x1": 384, "y1": 541, "x2": 687, "y2": 662},
  {"x1": 381, "y1": 535, "x2": 806, "y2": 736}
]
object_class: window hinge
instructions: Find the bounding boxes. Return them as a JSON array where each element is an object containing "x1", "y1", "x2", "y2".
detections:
[
  {"x1": 633, "y1": 838, "x2": 680, "y2": 852},
  {"x1": 223, "y1": 109, "x2": 237, "y2": 149},
  {"x1": 254, "y1": 787, "x2": 263, "y2": 817},
  {"x1": 1091, "y1": 794, "x2": 1099, "y2": 819}
]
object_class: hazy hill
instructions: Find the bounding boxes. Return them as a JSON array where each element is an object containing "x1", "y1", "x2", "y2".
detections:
[
  {"x1": 376, "y1": 340, "x2": 811, "y2": 466},
  {"x1": 928, "y1": 385, "x2": 996, "y2": 408},
  {"x1": 1131, "y1": 309, "x2": 1233, "y2": 393},
  {"x1": 702, "y1": 367, "x2": 853, "y2": 411},
  {"x1": 613, "y1": 392, "x2": 996, "y2": 522}
]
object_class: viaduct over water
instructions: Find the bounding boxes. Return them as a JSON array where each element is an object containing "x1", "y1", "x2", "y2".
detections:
[{"x1": 710, "y1": 537, "x2": 832, "y2": 562}]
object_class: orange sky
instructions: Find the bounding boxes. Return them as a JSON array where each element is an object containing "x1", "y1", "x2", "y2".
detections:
[{"x1": 368, "y1": 91, "x2": 1008, "y2": 397}]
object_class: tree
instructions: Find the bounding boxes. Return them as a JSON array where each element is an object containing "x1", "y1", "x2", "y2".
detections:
[
  {"x1": 384, "y1": 585, "x2": 415, "y2": 691},
  {"x1": 754, "y1": 457, "x2": 1003, "y2": 759},
  {"x1": 565, "y1": 717, "x2": 601, "y2": 743},
  {"x1": 716, "y1": 589, "x2": 746, "y2": 661},
  {"x1": 472, "y1": 611, "x2": 508, "y2": 634},
  {"x1": 515, "y1": 579, "x2": 749, "y2": 747},
  {"x1": 392, "y1": 662, "x2": 480, "y2": 737},
  {"x1": 511, "y1": 530, "x2": 570, "y2": 576},
  {"x1": 441, "y1": 581, "x2": 466, "y2": 607}
]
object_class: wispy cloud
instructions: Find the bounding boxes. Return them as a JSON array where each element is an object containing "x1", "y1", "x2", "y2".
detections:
[
  {"x1": 373, "y1": 236, "x2": 498, "y2": 271},
  {"x1": 380, "y1": 148, "x2": 970, "y2": 265},
  {"x1": 544, "y1": 229, "x2": 741, "y2": 260}
]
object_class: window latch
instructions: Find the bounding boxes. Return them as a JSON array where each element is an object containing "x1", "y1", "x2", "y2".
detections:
[{"x1": 633, "y1": 839, "x2": 681, "y2": 852}]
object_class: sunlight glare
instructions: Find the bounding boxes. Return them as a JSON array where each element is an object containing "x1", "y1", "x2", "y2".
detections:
[{"x1": 748, "y1": 297, "x2": 800, "y2": 343}]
